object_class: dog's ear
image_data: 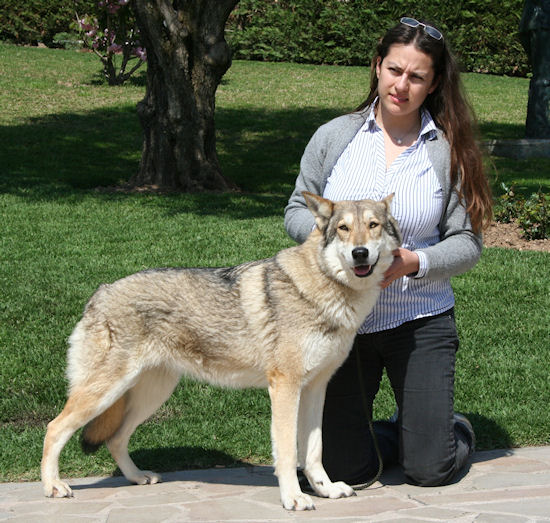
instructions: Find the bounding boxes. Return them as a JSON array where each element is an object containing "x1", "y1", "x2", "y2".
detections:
[
  {"x1": 380, "y1": 193, "x2": 402, "y2": 247},
  {"x1": 302, "y1": 191, "x2": 334, "y2": 232},
  {"x1": 382, "y1": 193, "x2": 395, "y2": 210}
]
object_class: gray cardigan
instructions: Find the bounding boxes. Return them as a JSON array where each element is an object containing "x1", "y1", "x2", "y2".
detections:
[{"x1": 284, "y1": 111, "x2": 482, "y2": 280}]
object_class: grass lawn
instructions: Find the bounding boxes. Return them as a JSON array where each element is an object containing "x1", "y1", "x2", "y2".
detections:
[{"x1": 0, "y1": 43, "x2": 549, "y2": 482}]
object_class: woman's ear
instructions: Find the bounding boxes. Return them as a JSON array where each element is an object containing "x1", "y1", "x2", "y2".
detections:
[{"x1": 375, "y1": 56, "x2": 382, "y2": 79}]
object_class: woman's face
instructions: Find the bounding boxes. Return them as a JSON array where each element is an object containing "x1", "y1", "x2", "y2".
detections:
[{"x1": 376, "y1": 43, "x2": 438, "y2": 119}]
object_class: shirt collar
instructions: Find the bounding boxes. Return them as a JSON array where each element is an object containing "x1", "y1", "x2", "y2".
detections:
[
  {"x1": 419, "y1": 106, "x2": 438, "y2": 141},
  {"x1": 364, "y1": 98, "x2": 438, "y2": 141}
]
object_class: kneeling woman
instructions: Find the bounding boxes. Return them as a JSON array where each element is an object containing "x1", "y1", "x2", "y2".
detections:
[{"x1": 285, "y1": 17, "x2": 493, "y2": 486}]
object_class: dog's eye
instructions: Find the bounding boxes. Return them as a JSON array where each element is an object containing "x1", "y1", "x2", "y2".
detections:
[
  {"x1": 369, "y1": 222, "x2": 379, "y2": 229},
  {"x1": 338, "y1": 224, "x2": 350, "y2": 232}
]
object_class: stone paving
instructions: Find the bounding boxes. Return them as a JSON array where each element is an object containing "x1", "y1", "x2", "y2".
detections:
[{"x1": 1, "y1": 446, "x2": 550, "y2": 522}]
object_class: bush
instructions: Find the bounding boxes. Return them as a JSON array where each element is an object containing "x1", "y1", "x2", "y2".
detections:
[
  {"x1": 495, "y1": 184, "x2": 550, "y2": 240},
  {"x1": 1, "y1": 0, "x2": 530, "y2": 76},
  {"x1": 518, "y1": 192, "x2": 550, "y2": 240},
  {"x1": 226, "y1": 0, "x2": 529, "y2": 76},
  {"x1": 52, "y1": 32, "x2": 83, "y2": 50},
  {"x1": 0, "y1": 0, "x2": 94, "y2": 46}
]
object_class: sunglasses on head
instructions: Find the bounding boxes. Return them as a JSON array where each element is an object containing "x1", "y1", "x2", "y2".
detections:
[{"x1": 400, "y1": 17, "x2": 443, "y2": 41}]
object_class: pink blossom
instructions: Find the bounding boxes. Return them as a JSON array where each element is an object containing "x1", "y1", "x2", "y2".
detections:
[
  {"x1": 78, "y1": 0, "x2": 143, "y2": 84},
  {"x1": 133, "y1": 47, "x2": 147, "y2": 61},
  {"x1": 79, "y1": 19, "x2": 96, "y2": 32},
  {"x1": 107, "y1": 43, "x2": 123, "y2": 53},
  {"x1": 106, "y1": 3, "x2": 121, "y2": 14}
]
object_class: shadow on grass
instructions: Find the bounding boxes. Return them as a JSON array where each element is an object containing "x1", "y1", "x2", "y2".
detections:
[
  {"x1": 468, "y1": 413, "x2": 513, "y2": 451},
  {"x1": 126, "y1": 446, "x2": 250, "y2": 475},
  {"x1": 0, "y1": 104, "x2": 341, "y2": 218},
  {"x1": 3, "y1": 103, "x2": 544, "y2": 216},
  {"x1": 0, "y1": 107, "x2": 142, "y2": 194},
  {"x1": 489, "y1": 156, "x2": 550, "y2": 197},
  {"x1": 479, "y1": 121, "x2": 526, "y2": 141},
  {"x1": 89, "y1": 69, "x2": 148, "y2": 88}
]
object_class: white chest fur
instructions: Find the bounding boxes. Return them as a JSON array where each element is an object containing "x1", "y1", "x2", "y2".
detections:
[{"x1": 301, "y1": 289, "x2": 379, "y2": 378}]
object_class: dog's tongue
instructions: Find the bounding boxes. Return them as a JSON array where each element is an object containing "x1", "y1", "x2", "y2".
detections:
[{"x1": 353, "y1": 265, "x2": 372, "y2": 277}]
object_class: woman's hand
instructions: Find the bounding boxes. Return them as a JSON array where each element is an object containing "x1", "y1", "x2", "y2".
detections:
[{"x1": 381, "y1": 248, "x2": 420, "y2": 288}]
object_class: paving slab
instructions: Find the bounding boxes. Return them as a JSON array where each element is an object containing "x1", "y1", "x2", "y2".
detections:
[{"x1": 1, "y1": 446, "x2": 550, "y2": 522}]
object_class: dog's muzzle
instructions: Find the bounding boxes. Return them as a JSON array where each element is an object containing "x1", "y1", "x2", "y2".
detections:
[{"x1": 351, "y1": 247, "x2": 379, "y2": 278}]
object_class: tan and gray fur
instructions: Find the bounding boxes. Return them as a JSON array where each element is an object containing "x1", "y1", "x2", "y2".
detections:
[{"x1": 41, "y1": 192, "x2": 401, "y2": 511}]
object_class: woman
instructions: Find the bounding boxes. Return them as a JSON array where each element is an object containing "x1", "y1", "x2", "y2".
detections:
[{"x1": 285, "y1": 18, "x2": 493, "y2": 487}]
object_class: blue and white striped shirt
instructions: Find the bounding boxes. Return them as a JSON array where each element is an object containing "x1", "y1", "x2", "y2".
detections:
[{"x1": 323, "y1": 103, "x2": 455, "y2": 333}]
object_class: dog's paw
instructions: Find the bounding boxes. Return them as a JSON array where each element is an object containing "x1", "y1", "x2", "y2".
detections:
[
  {"x1": 129, "y1": 470, "x2": 162, "y2": 485},
  {"x1": 43, "y1": 479, "x2": 73, "y2": 498},
  {"x1": 308, "y1": 476, "x2": 356, "y2": 499},
  {"x1": 324, "y1": 480, "x2": 356, "y2": 499},
  {"x1": 281, "y1": 491, "x2": 315, "y2": 511}
]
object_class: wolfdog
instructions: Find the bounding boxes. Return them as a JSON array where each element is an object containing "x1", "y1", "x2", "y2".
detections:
[{"x1": 41, "y1": 192, "x2": 401, "y2": 511}]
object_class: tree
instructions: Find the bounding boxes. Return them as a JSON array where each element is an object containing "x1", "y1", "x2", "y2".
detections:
[{"x1": 130, "y1": 0, "x2": 238, "y2": 191}]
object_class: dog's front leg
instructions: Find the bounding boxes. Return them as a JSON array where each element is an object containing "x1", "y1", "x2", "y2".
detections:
[
  {"x1": 298, "y1": 374, "x2": 355, "y2": 500},
  {"x1": 268, "y1": 372, "x2": 314, "y2": 511}
]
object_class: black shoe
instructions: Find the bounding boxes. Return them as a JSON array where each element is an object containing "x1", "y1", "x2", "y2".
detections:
[
  {"x1": 297, "y1": 471, "x2": 314, "y2": 493},
  {"x1": 454, "y1": 413, "x2": 476, "y2": 455}
]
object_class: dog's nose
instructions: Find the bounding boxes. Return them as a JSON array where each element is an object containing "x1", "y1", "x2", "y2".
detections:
[{"x1": 352, "y1": 247, "x2": 369, "y2": 261}]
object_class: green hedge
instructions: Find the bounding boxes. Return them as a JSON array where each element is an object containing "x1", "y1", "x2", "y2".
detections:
[
  {"x1": 1, "y1": 0, "x2": 529, "y2": 76},
  {"x1": 0, "y1": 0, "x2": 94, "y2": 46},
  {"x1": 226, "y1": 0, "x2": 529, "y2": 76}
]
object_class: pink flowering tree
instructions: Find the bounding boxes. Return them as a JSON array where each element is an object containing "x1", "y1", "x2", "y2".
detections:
[{"x1": 76, "y1": 0, "x2": 146, "y2": 85}]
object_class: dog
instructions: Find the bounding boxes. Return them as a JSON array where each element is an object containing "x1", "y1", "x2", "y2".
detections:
[{"x1": 41, "y1": 191, "x2": 401, "y2": 511}]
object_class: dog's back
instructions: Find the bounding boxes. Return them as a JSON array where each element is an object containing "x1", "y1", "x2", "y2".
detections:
[{"x1": 67, "y1": 237, "x2": 363, "y2": 393}]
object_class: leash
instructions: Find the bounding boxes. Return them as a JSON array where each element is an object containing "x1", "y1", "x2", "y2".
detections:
[{"x1": 351, "y1": 346, "x2": 384, "y2": 490}]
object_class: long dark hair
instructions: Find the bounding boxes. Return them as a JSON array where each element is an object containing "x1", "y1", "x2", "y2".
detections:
[{"x1": 357, "y1": 21, "x2": 492, "y2": 233}]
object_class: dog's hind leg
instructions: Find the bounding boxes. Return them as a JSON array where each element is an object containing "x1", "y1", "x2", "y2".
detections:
[
  {"x1": 298, "y1": 372, "x2": 355, "y2": 500},
  {"x1": 41, "y1": 385, "x2": 127, "y2": 498},
  {"x1": 106, "y1": 367, "x2": 180, "y2": 486}
]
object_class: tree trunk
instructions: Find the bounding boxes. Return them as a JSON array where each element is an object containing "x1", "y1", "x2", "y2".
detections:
[{"x1": 131, "y1": 0, "x2": 238, "y2": 191}]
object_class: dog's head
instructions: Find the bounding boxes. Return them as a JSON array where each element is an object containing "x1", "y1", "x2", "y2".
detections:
[{"x1": 303, "y1": 191, "x2": 402, "y2": 287}]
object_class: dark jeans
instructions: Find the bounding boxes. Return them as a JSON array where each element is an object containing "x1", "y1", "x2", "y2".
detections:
[{"x1": 321, "y1": 309, "x2": 472, "y2": 487}]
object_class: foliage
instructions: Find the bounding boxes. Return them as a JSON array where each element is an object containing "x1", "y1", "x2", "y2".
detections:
[
  {"x1": 0, "y1": 0, "x2": 145, "y2": 85},
  {"x1": 1, "y1": 0, "x2": 530, "y2": 76},
  {"x1": 52, "y1": 31, "x2": 83, "y2": 50},
  {"x1": 519, "y1": 192, "x2": 550, "y2": 240},
  {"x1": 0, "y1": 0, "x2": 94, "y2": 46},
  {"x1": 226, "y1": 0, "x2": 528, "y2": 76},
  {"x1": 495, "y1": 184, "x2": 550, "y2": 240},
  {"x1": 75, "y1": 0, "x2": 145, "y2": 85},
  {"x1": 495, "y1": 184, "x2": 523, "y2": 224}
]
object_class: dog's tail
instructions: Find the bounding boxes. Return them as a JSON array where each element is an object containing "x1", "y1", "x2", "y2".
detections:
[{"x1": 80, "y1": 396, "x2": 126, "y2": 454}]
